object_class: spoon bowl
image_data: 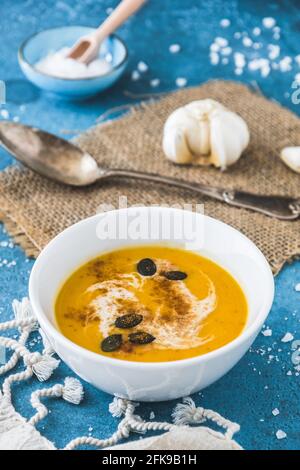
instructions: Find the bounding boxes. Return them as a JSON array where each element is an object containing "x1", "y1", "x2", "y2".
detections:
[{"x1": 0, "y1": 121, "x2": 102, "y2": 185}]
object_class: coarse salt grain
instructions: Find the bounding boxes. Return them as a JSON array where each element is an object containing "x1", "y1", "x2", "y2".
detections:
[
  {"x1": 220, "y1": 19, "x2": 230, "y2": 28},
  {"x1": 276, "y1": 429, "x2": 287, "y2": 440},
  {"x1": 295, "y1": 73, "x2": 300, "y2": 84},
  {"x1": 169, "y1": 44, "x2": 181, "y2": 54},
  {"x1": 262, "y1": 328, "x2": 272, "y2": 337},
  {"x1": 149, "y1": 411, "x2": 155, "y2": 420},
  {"x1": 210, "y1": 43, "x2": 220, "y2": 52},
  {"x1": 215, "y1": 37, "x2": 228, "y2": 48},
  {"x1": 263, "y1": 17, "x2": 276, "y2": 29},
  {"x1": 137, "y1": 61, "x2": 148, "y2": 73},
  {"x1": 131, "y1": 70, "x2": 140, "y2": 81},
  {"x1": 0, "y1": 109, "x2": 9, "y2": 119},
  {"x1": 234, "y1": 68, "x2": 243, "y2": 76},
  {"x1": 234, "y1": 32, "x2": 242, "y2": 39},
  {"x1": 248, "y1": 58, "x2": 270, "y2": 77},
  {"x1": 295, "y1": 55, "x2": 300, "y2": 66},
  {"x1": 210, "y1": 52, "x2": 219, "y2": 65},
  {"x1": 175, "y1": 77, "x2": 187, "y2": 87},
  {"x1": 279, "y1": 56, "x2": 292, "y2": 72},
  {"x1": 222, "y1": 58, "x2": 229, "y2": 65},
  {"x1": 268, "y1": 44, "x2": 280, "y2": 60},
  {"x1": 150, "y1": 78, "x2": 160, "y2": 87},
  {"x1": 295, "y1": 283, "x2": 300, "y2": 291},
  {"x1": 242, "y1": 36, "x2": 253, "y2": 47},
  {"x1": 221, "y1": 47, "x2": 232, "y2": 56},
  {"x1": 253, "y1": 27, "x2": 261, "y2": 36},
  {"x1": 281, "y1": 332, "x2": 294, "y2": 343},
  {"x1": 272, "y1": 408, "x2": 280, "y2": 416},
  {"x1": 234, "y1": 52, "x2": 246, "y2": 68}
]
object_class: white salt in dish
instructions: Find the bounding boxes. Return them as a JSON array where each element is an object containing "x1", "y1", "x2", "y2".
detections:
[
  {"x1": 35, "y1": 47, "x2": 112, "y2": 79},
  {"x1": 19, "y1": 26, "x2": 128, "y2": 99}
]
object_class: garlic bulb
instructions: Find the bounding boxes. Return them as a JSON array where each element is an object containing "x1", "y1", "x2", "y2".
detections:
[
  {"x1": 162, "y1": 99, "x2": 250, "y2": 169},
  {"x1": 280, "y1": 147, "x2": 300, "y2": 173}
]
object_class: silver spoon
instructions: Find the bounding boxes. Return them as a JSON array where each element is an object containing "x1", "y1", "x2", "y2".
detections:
[{"x1": 0, "y1": 121, "x2": 299, "y2": 220}]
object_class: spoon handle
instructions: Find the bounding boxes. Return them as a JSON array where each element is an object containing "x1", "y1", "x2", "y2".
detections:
[
  {"x1": 93, "y1": 0, "x2": 147, "y2": 42},
  {"x1": 106, "y1": 168, "x2": 300, "y2": 220}
]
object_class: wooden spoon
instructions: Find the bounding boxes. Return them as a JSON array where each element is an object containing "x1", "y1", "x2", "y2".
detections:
[{"x1": 68, "y1": 0, "x2": 147, "y2": 64}]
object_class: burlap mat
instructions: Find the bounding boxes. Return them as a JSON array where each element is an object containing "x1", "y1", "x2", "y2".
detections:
[{"x1": 0, "y1": 80, "x2": 299, "y2": 274}]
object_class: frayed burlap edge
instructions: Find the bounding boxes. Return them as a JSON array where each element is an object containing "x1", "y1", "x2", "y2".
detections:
[{"x1": 0, "y1": 208, "x2": 39, "y2": 258}]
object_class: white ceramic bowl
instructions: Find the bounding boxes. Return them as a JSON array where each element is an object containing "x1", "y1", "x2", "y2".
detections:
[{"x1": 29, "y1": 207, "x2": 274, "y2": 401}]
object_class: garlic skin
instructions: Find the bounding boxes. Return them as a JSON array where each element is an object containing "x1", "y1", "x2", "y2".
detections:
[
  {"x1": 162, "y1": 99, "x2": 250, "y2": 169},
  {"x1": 280, "y1": 147, "x2": 300, "y2": 173}
]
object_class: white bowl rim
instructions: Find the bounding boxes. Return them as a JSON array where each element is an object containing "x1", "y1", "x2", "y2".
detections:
[
  {"x1": 18, "y1": 26, "x2": 128, "y2": 82},
  {"x1": 29, "y1": 207, "x2": 275, "y2": 370}
]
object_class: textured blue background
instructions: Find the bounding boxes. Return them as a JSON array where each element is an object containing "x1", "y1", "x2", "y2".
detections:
[{"x1": 0, "y1": 0, "x2": 299, "y2": 450}]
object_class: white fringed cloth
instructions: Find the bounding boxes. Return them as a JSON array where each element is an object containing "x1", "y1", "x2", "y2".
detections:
[{"x1": 0, "y1": 298, "x2": 242, "y2": 450}]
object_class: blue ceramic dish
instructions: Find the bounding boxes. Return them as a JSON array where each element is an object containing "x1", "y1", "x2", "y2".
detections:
[{"x1": 18, "y1": 26, "x2": 128, "y2": 99}]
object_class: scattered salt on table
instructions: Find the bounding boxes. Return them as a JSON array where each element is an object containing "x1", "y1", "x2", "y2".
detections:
[
  {"x1": 276, "y1": 429, "x2": 287, "y2": 440},
  {"x1": 268, "y1": 44, "x2": 280, "y2": 60},
  {"x1": 169, "y1": 44, "x2": 181, "y2": 54},
  {"x1": 137, "y1": 61, "x2": 148, "y2": 73},
  {"x1": 210, "y1": 52, "x2": 219, "y2": 65},
  {"x1": 215, "y1": 37, "x2": 228, "y2": 47},
  {"x1": 0, "y1": 109, "x2": 9, "y2": 119},
  {"x1": 281, "y1": 332, "x2": 294, "y2": 343},
  {"x1": 262, "y1": 17, "x2": 276, "y2": 29},
  {"x1": 150, "y1": 78, "x2": 160, "y2": 87},
  {"x1": 175, "y1": 77, "x2": 187, "y2": 87},
  {"x1": 262, "y1": 328, "x2": 272, "y2": 337},
  {"x1": 220, "y1": 19, "x2": 230, "y2": 28},
  {"x1": 272, "y1": 408, "x2": 280, "y2": 416},
  {"x1": 242, "y1": 37, "x2": 252, "y2": 47},
  {"x1": 131, "y1": 70, "x2": 140, "y2": 81}
]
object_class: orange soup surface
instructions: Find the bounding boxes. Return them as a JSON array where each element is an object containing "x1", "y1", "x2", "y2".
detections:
[{"x1": 55, "y1": 246, "x2": 248, "y2": 362}]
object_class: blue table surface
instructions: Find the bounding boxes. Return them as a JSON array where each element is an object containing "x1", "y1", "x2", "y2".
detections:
[{"x1": 0, "y1": 0, "x2": 299, "y2": 450}]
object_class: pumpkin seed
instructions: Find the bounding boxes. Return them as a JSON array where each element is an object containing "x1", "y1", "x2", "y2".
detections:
[
  {"x1": 101, "y1": 334, "x2": 122, "y2": 352},
  {"x1": 129, "y1": 331, "x2": 155, "y2": 345},
  {"x1": 163, "y1": 270, "x2": 187, "y2": 281},
  {"x1": 137, "y1": 258, "x2": 157, "y2": 276},
  {"x1": 115, "y1": 313, "x2": 143, "y2": 329}
]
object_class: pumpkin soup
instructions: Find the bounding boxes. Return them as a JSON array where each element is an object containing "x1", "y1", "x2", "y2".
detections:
[{"x1": 55, "y1": 246, "x2": 248, "y2": 362}]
